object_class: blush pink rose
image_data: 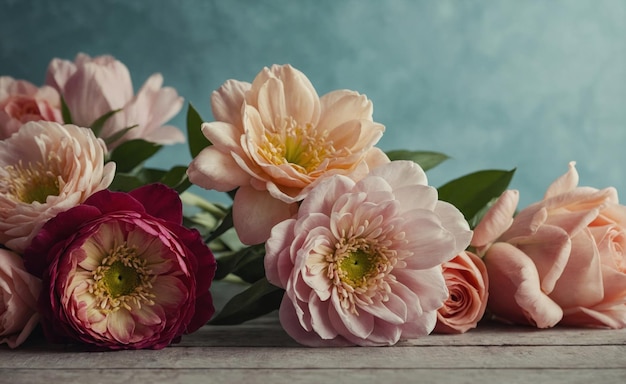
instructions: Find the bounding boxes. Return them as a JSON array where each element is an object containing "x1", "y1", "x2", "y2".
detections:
[
  {"x1": 0, "y1": 77, "x2": 62, "y2": 139},
  {"x1": 45, "y1": 53, "x2": 184, "y2": 150},
  {"x1": 188, "y1": 64, "x2": 389, "y2": 245},
  {"x1": 23, "y1": 184, "x2": 216, "y2": 350},
  {"x1": 0, "y1": 248, "x2": 41, "y2": 348},
  {"x1": 265, "y1": 161, "x2": 472, "y2": 346},
  {"x1": 473, "y1": 162, "x2": 626, "y2": 328},
  {"x1": 434, "y1": 251, "x2": 488, "y2": 334}
]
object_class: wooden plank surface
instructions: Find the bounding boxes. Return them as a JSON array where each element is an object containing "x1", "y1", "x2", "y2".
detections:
[{"x1": 2, "y1": 315, "x2": 626, "y2": 384}]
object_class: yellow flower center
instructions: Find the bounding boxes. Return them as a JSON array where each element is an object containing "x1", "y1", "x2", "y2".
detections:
[
  {"x1": 89, "y1": 244, "x2": 156, "y2": 313},
  {"x1": 327, "y1": 236, "x2": 398, "y2": 314},
  {"x1": 1, "y1": 157, "x2": 62, "y2": 204},
  {"x1": 258, "y1": 117, "x2": 338, "y2": 174}
]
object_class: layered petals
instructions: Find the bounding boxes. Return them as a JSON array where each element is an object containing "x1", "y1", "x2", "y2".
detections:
[
  {"x1": 23, "y1": 184, "x2": 217, "y2": 350},
  {"x1": 45, "y1": 53, "x2": 184, "y2": 150},
  {"x1": 265, "y1": 161, "x2": 472, "y2": 346},
  {"x1": 475, "y1": 162, "x2": 626, "y2": 329},
  {"x1": 188, "y1": 64, "x2": 389, "y2": 245},
  {"x1": 0, "y1": 121, "x2": 115, "y2": 252},
  {"x1": 434, "y1": 251, "x2": 489, "y2": 334},
  {"x1": 0, "y1": 249, "x2": 42, "y2": 348},
  {"x1": 0, "y1": 76, "x2": 62, "y2": 139}
]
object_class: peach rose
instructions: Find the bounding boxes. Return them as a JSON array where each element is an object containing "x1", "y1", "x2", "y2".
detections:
[
  {"x1": 472, "y1": 162, "x2": 626, "y2": 328},
  {"x1": 434, "y1": 251, "x2": 488, "y2": 334},
  {"x1": 0, "y1": 77, "x2": 62, "y2": 139},
  {"x1": 0, "y1": 249, "x2": 41, "y2": 348},
  {"x1": 188, "y1": 64, "x2": 389, "y2": 245}
]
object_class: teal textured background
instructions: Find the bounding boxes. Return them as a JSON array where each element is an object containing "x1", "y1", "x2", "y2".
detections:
[{"x1": 1, "y1": 0, "x2": 624, "y2": 207}]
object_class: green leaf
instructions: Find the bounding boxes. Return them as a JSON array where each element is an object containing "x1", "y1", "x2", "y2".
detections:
[
  {"x1": 437, "y1": 168, "x2": 516, "y2": 222},
  {"x1": 385, "y1": 150, "x2": 449, "y2": 171},
  {"x1": 103, "y1": 125, "x2": 138, "y2": 147},
  {"x1": 187, "y1": 103, "x2": 211, "y2": 158},
  {"x1": 60, "y1": 96, "x2": 73, "y2": 124},
  {"x1": 209, "y1": 277, "x2": 283, "y2": 325},
  {"x1": 108, "y1": 168, "x2": 167, "y2": 192},
  {"x1": 89, "y1": 109, "x2": 121, "y2": 137},
  {"x1": 108, "y1": 173, "x2": 146, "y2": 192},
  {"x1": 214, "y1": 244, "x2": 266, "y2": 282},
  {"x1": 109, "y1": 139, "x2": 162, "y2": 173},
  {"x1": 159, "y1": 166, "x2": 192, "y2": 193},
  {"x1": 205, "y1": 208, "x2": 234, "y2": 243}
]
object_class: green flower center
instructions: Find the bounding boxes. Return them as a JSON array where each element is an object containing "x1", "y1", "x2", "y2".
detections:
[
  {"x1": 103, "y1": 261, "x2": 141, "y2": 298},
  {"x1": 89, "y1": 243, "x2": 156, "y2": 313},
  {"x1": 338, "y1": 249, "x2": 377, "y2": 286},
  {"x1": 2, "y1": 159, "x2": 61, "y2": 204}
]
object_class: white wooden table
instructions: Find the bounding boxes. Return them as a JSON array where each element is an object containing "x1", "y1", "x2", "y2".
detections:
[{"x1": 2, "y1": 314, "x2": 626, "y2": 384}]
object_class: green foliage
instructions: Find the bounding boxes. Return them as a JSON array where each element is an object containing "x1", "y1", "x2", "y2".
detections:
[
  {"x1": 187, "y1": 103, "x2": 212, "y2": 158},
  {"x1": 209, "y1": 277, "x2": 284, "y2": 325},
  {"x1": 90, "y1": 109, "x2": 122, "y2": 138},
  {"x1": 60, "y1": 96, "x2": 73, "y2": 124},
  {"x1": 437, "y1": 168, "x2": 516, "y2": 223},
  {"x1": 385, "y1": 150, "x2": 449, "y2": 171},
  {"x1": 109, "y1": 139, "x2": 162, "y2": 173},
  {"x1": 214, "y1": 244, "x2": 266, "y2": 283}
]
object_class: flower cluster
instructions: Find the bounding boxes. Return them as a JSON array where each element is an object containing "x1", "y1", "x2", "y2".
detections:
[
  {"x1": 1, "y1": 54, "x2": 625, "y2": 350},
  {"x1": 0, "y1": 54, "x2": 215, "y2": 350}
]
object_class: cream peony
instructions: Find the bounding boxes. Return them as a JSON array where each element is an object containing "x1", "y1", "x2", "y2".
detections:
[
  {"x1": 0, "y1": 121, "x2": 115, "y2": 252},
  {"x1": 188, "y1": 64, "x2": 389, "y2": 245},
  {"x1": 265, "y1": 161, "x2": 472, "y2": 346},
  {"x1": 45, "y1": 53, "x2": 184, "y2": 150},
  {"x1": 0, "y1": 77, "x2": 62, "y2": 139}
]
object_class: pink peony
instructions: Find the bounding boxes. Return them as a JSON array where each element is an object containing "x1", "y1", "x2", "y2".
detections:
[
  {"x1": 23, "y1": 184, "x2": 216, "y2": 350},
  {"x1": 0, "y1": 77, "x2": 62, "y2": 139},
  {"x1": 473, "y1": 162, "x2": 626, "y2": 328},
  {"x1": 46, "y1": 53, "x2": 184, "y2": 150},
  {"x1": 0, "y1": 249, "x2": 42, "y2": 348},
  {"x1": 0, "y1": 121, "x2": 115, "y2": 253},
  {"x1": 433, "y1": 251, "x2": 488, "y2": 334},
  {"x1": 188, "y1": 64, "x2": 390, "y2": 245},
  {"x1": 265, "y1": 161, "x2": 472, "y2": 346}
]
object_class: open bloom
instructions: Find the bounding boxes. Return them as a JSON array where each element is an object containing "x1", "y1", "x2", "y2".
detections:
[
  {"x1": 23, "y1": 184, "x2": 217, "y2": 350},
  {"x1": 0, "y1": 249, "x2": 42, "y2": 348},
  {"x1": 265, "y1": 161, "x2": 472, "y2": 346},
  {"x1": 0, "y1": 77, "x2": 62, "y2": 139},
  {"x1": 473, "y1": 162, "x2": 626, "y2": 328},
  {"x1": 0, "y1": 120, "x2": 115, "y2": 252},
  {"x1": 45, "y1": 53, "x2": 184, "y2": 150},
  {"x1": 433, "y1": 251, "x2": 488, "y2": 334},
  {"x1": 188, "y1": 64, "x2": 389, "y2": 245}
]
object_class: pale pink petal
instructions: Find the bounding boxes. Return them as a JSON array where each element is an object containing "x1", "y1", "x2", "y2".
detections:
[
  {"x1": 318, "y1": 90, "x2": 373, "y2": 130},
  {"x1": 233, "y1": 187, "x2": 297, "y2": 245},
  {"x1": 509, "y1": 225, "x2": 571, "y2": 294},
  {"x1": 211, "y1": 80, "x2": 250, "y2": 126},
  {"x1": 369, "y1": 160, "x2": 428, "y2": 189},
  {"x1": 107, "y1": 310, "x2": 135, "y2": 344},
  {"x1": 187, "y1": 146, "x2": 251, "y2": 192},
  {"x1": 548, "y1": 230, "x2": 604, "y2": 308},
  {"x1": 544, "y1": 161, "x2": 578, "y2": 199},
  {"x1": 264, "y1": 219, "x2": 297, "y2": 288},
  {"x1": 45, "y1": 58, "x2": 77, "y2": 91},
  {"x1": 472, "y1": 189, "x2": 519, "y2": 249},
  {"x1": 484, "y1": 242, "x2": 563, "y2": 328}
]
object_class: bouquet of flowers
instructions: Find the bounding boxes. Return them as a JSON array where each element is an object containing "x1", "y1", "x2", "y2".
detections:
[{"x1": 1, "y1": 53, "x2": 625, "y2": 350}]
